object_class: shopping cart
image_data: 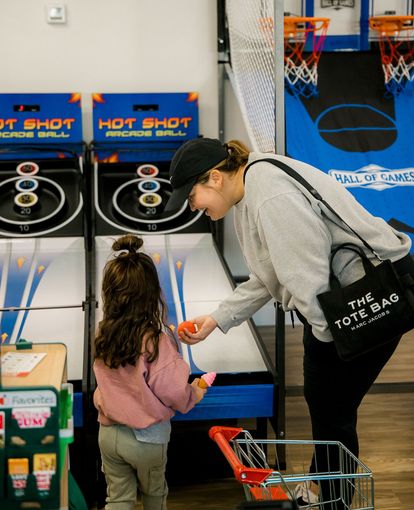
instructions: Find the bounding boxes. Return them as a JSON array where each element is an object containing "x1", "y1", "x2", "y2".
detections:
[{"x1": 209, "y1": 426, "x2": 374, "y2": 509}]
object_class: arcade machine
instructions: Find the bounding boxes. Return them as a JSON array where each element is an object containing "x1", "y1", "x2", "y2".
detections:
[
  {"x1": 0, "y1": 93, "x2": 90, "y2": 496},
  {"x1": 90, "y1": 92, "x2": 278, "y2": 484}
]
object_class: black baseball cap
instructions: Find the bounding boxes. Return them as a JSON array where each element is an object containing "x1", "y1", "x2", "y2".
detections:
[{"x1": 165, "y1": 138, "x2": 228, "y2": 211}]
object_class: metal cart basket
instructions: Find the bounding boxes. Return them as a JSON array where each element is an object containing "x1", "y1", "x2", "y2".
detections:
[{"x1": 209, "y1": 426, "x2": 374, "y2": 509}]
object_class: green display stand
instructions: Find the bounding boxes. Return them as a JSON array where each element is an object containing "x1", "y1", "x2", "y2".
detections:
[
  {"x1": 0, "y1": 342, "x2": 73, "y2": 510},
  {"x1": 68, "y1": 472, "x2": 88, "y2": 510}
]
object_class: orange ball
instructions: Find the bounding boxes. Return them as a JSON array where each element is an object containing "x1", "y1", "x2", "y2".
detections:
[{"x1": 177, "y1": 321, "x2": 197, "y2": 336}]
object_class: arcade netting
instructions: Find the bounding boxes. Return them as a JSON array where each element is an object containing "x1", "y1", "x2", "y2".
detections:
[
  {"x1": 225, "y1": 0, "x2": 328, "y2": 152},
  {"x1": 226, "y1": 0, "x2": 276, "y2": 152}
]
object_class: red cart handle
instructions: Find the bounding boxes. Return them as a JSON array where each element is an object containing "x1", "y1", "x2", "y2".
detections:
[{"x1": 209, "y1": 426, "x2": 273, "y2": 485}]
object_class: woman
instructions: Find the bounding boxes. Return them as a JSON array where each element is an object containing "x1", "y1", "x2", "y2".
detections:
[{"x1": 165, "y1": 137, "x2": 414, "y2": 507}]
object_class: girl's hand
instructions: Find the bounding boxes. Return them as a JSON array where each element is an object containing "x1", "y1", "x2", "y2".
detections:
[
  {"x1": 191, "y1": 378, "x2": 207, "y2": 403},
  {"x1": 178, "y1": 315, "x2": 218, "y2": 345}
]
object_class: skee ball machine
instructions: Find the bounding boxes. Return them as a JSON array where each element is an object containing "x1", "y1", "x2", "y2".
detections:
[
  {"x1": 90, "y1": 92, "x2": 278, "y2": 484},
  {"x1": 0, "y1": 93, "x2": 88, "y2": 507}
]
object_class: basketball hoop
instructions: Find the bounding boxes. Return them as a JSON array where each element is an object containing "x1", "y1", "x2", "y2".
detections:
[
  {"x1": 369, "y1": 15, "x2": 414, "y2": 96},
  {"x1": 259, "y1": 16, "x2": 329, "y2": 99},
  {"x1": 284, "y1": 17, "x2": 330, "y2": 98}
]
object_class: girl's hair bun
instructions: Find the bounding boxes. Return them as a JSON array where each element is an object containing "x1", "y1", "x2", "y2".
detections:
[{"x1": 112, "y1": 234, "x2": 143, "y2": 254}]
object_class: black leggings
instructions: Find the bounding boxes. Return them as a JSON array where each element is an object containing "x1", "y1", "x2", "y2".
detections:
[
  {"x1": 300, "y1": 252, "x2": 413, "y2": 507},
  {"x1": 301, "y1": 319, "x2": 401, "y2": 508}
]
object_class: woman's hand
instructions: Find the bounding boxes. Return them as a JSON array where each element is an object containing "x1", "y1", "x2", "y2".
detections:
[
  {"x1": 191, "y1": 378, "x2": 207, "y2": 403},
  {"x1": 178, "y1": 315, "x2": 218, "y2": 345}
]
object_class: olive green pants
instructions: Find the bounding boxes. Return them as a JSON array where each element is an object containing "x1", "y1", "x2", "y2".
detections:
[{"x1": 98, "y1": 424, "x2": 168, "y2": 510}]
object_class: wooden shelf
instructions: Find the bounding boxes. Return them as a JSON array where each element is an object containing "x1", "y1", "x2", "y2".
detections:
[{"x1": 1, "y1": 343, "x2": 67, "y2": 390}]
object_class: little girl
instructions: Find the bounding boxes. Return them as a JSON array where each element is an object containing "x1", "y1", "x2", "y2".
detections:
[{"x1": 93, "y1": 234, "x2": 206, "y2": 510}]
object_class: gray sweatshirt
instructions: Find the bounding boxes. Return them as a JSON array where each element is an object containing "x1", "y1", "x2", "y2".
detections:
[{"x1": 211, "y1": 153, "x2": 411, "y2": 342}]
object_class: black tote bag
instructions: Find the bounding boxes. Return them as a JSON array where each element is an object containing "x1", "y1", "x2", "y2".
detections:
[{"x1": 317, "y1": 244, "x2": 414, "y2": 360}]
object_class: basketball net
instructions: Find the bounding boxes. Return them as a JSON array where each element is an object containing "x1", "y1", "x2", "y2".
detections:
[
  {"x1": 225, "y1": 2, "x2": 326, "y2": 152},
  {"x1": 285, "y1": 17, "x2": 330, "y2": 98},
  {"x1": 261, "y1": 17, "x2": 330, "y2": 99},
  {"x1": 370, "y1": 15, "x2": 414, "y2": 96}
]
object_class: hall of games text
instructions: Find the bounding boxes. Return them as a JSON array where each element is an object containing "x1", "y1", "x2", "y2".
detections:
[
  {"x1": 98, "y1": 116, "x2": 193, "y2": 137},
  {"x1": 0, "y1": 118, "x2": 76, "y2": 138}
]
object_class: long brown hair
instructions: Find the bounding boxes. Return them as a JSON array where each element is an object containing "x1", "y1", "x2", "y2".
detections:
[
  {"x1": 94, "y1": 234, "x2": 170, "y2": 368},
  {"x1": 196, "y1": 139, "x2": 250, "y2": 184}
]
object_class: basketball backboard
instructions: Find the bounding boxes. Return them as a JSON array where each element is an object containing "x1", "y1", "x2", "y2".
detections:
[
  {"x1": 284, "y1": 0, "x2": 413, "y2": 50},
  {"x1": 370, "y1": 0, "x2": 413, "y2": 17}
]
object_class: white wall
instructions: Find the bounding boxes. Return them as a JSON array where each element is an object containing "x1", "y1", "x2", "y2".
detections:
[
  {"x1": 0, "y1": 0, "x2": 219, "y2": 141},
  {"x1": 0, "y1": 0, "x2": 276, "y2": 324}
]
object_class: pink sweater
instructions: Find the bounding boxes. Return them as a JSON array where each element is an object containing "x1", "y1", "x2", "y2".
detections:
[{"x1": 93, "y1": 332, "x2": 197, "y2": 429}]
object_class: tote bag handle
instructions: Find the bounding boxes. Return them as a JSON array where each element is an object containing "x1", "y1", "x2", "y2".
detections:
[{"x1": 328, "y1": 243, "x2": 376, "y2": 289}]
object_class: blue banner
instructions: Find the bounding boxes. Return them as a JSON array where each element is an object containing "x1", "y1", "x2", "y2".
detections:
[
  {"x1": 92, "y1": 92, "x2": 199, "y2": 162},
  {"x1": 286, "y1": 52, "x2": 414, "y2": 250},
  {"x1": 0, "y1": 93, "x2": 83, "y2": 159}
]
